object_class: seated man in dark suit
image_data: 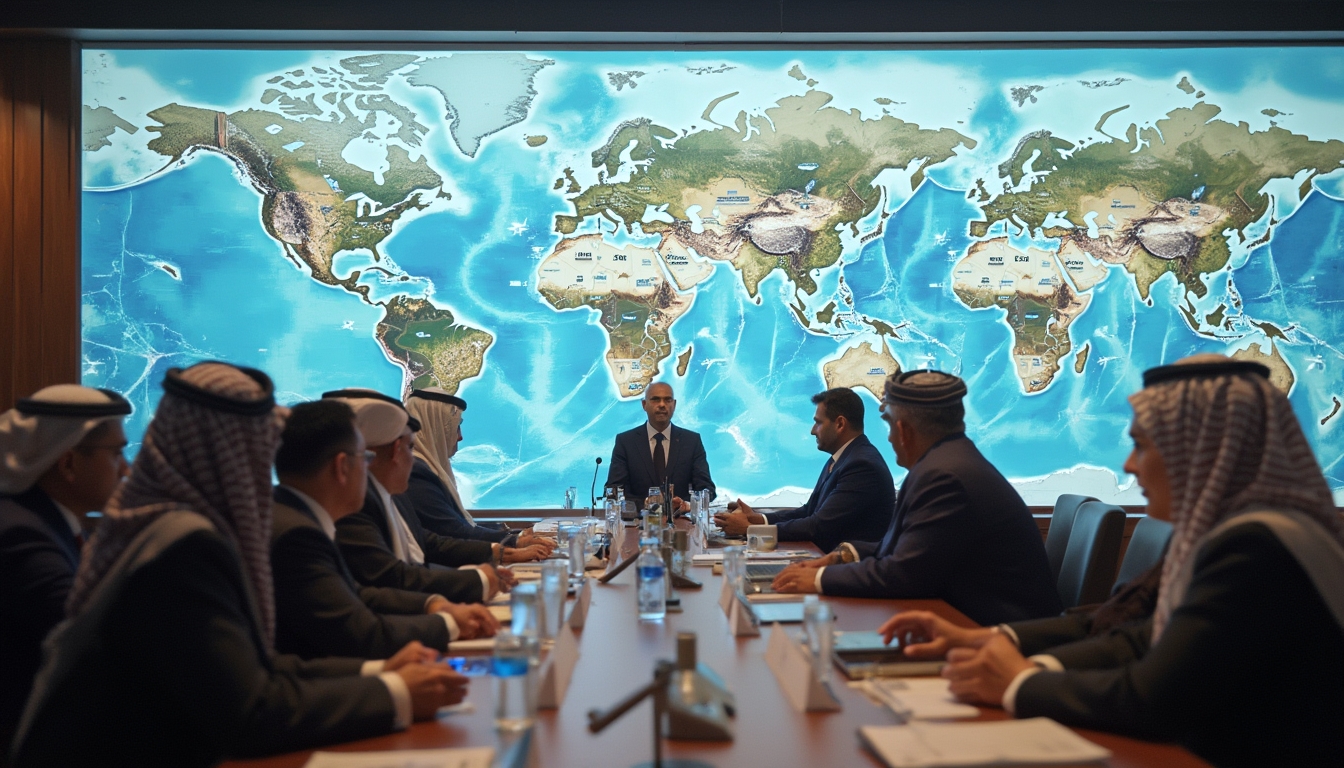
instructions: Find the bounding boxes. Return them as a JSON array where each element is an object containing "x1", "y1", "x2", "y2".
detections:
[
  {"x1": 773, "y1": 371, "x2": 1061, "y2": 626},
  {"x1": 271, "y1": 400, "x2": 498, "y2": 661},
  {"x1": 713, "y1": 387, "x2": 895, "y2": 552},
  {"x1": 605, "y1": 382, "x2": 715, "y2": 510},
  {"x1": 324, "y1": 389, "x2": 509, "y2": 603},
  {"x1": 0, "y1": 384, "x2": 130, "y2": 751},
  {"x1": 401, "y1": 388, "x2": 551, "y2": 557}
]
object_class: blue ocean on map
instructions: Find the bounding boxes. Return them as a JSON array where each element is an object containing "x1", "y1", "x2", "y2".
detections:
[{"x1": 80, "y1": 46, "x2": 1344, "y2": 506}]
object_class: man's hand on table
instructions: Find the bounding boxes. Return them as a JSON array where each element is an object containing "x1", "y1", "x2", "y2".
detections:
[
  {"x1": 516, "y1": 528, "x2": 556, "y2": 555},
  {"x1": 942, "y1": 634, "x2": 1034, "y2": 707},
  {"x1": 502, "y1": 543, "x2": 549, "y2": 563},
  {"x1": 383, "y1": 641, "x2": 439, "y2": 671},
  {"x1": 771, "y1": 561, "x2": 822, "y2": 594},
  {"x1": 714, "y1": 499, "x2": 765, "y2": 535},
  {"x1": 878, "y1": 610, "x2": 998, "y2": 660},
  {"x1": 397, "y1": 663, "x2": 471, "y2": 719},
  {"x1": 439, "y1": 602, "x2": 500, "y2": 639},
  {"x1": 493, "y1": 565, "x2": 517, "y2": 590}
]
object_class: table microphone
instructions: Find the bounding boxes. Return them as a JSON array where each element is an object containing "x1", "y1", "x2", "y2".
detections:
[{"x1": 590, "y1": 456, "x2": 603, "y2": 510}]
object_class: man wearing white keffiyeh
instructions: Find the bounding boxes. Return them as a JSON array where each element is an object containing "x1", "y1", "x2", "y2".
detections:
[
  {"x1": 400, "y1": 388, "x2": 553, "y2": 558},
  {"x1": 925, "y1": 354, "x2": 1344, "y2": 768},
  {"x1": 12, "y1": 363, "x2": 468, "y2": 768}
]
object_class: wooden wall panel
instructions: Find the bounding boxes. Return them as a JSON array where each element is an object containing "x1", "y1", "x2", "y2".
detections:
[{"x1": 0, "y1": 39, "x2": 79, "y2": 410}]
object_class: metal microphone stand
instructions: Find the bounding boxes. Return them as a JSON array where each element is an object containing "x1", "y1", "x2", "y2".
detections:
[{"x1": 587, "y1": 660, "x2": 714, "y2": 768}]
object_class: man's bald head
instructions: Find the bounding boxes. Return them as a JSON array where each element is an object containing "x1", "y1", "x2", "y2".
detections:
[{"x1": 642, "y1": 382, "x2": 676, "y2": 431}]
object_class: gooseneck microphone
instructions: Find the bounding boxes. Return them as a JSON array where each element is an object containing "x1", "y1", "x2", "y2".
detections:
[{"x1": 590, "y1": 456, "x2": 603, "y2": 510}]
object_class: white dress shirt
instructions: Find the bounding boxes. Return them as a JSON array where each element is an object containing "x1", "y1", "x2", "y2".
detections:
[{"x1": 367, "y1": 476, "x2": 493, "y2": 600}]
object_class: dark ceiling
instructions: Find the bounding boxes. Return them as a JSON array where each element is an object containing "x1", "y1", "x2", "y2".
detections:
[{"x1": 3, "y1": 0, "x2": 1342, "y2": 41}]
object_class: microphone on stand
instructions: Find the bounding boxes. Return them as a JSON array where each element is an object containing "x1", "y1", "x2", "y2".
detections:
[{"x1": 590, "y1": 457, "x2": 603, "y2": 511}]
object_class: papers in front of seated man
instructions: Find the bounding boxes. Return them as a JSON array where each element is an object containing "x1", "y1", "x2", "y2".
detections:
[
  {"x1": 857, "y1": 677, "x2": 979, "y2": 720},
  {"x1": 303, "y1": 746, "x2": 494, "y2": 768},
  {"x1": 859, "y1": 718, "x2": 1111, "y2": 767}
]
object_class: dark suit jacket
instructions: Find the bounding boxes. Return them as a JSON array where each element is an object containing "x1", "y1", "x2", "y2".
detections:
[
  {"x1": 0, "y1": 489, "x2": 80, "y2": 748},
  {"x1": 820, "y1": 434, "x2": 1061, "y2": 625},
  {"x1": 271, "y1": 487, "x2": 451, "y2": 659},
  {"x1": 1016, "y1": 522, "x2": 1344, "y2": 768},
  {"x1": 401, "y1": 458, "x2": 514, "y2": 544},
  {"x1": 12, "y1": 517, "x2": 394, "y2": 768},
  {"x1": 335, "y1": 484, "x2": 492, "y2": 603},
  {"x1": 605, "y1": 423, "x2": 715, "y2": 505},
  {"x1": 767, "y1": 434, "x2": 895, "y2": 552}
]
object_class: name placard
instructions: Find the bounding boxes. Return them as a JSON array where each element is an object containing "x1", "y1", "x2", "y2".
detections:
[
  {"x1": 764, "y1": 623, "x2": 840, "y2": 712},
  {"x1": 568, "y1": 577, "x2": 592, "y2": 630},
  {"x1": 537, "y1": 623, "x2": 579, "y2": 709}
]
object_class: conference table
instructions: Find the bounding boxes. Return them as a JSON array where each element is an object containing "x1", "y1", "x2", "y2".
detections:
[{"x1": 226, "y1": 528, "x2": 1210, "y2": 768}]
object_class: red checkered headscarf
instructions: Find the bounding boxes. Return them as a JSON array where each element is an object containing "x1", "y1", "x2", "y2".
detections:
[
  {"x1": 67, "y1": 363, "x2": 284, "y2": 650},
  {"x1": 1130, "y1": 354, "x2": 1341, "y2": 641}
]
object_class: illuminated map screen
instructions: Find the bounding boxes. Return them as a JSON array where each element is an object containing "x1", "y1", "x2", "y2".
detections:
[{"x1": 81, "y1": 47, "x2": 1344, "y2": 508}]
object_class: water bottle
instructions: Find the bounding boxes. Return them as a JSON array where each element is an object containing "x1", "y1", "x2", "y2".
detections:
[
  {"x1": 492, "y1": 629, "x2": 536, "y2": 732},
  {"x1": 803, "y1": 596, "x2": 834, "y2": 685},
  {"x1": 636, "y1": 537, "x2": 667, "y2": 621}
]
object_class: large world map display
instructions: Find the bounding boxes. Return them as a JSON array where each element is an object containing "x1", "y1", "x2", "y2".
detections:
[{"x1": 81, "y1": 47, "x2": 1344, "y2": 508}]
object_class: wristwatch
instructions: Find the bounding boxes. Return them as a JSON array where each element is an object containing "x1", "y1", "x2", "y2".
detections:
[{"x1": 832, "y1": 543, "x2": 859, "y2": 564}]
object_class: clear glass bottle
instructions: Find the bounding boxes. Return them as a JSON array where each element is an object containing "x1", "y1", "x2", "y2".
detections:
[
  {"x1": 644, "y1": 486, "x2": 665, "y2": 534},
  {"x1": 492, "y1": 629, "x2": 536, "y2": 732},
  {"x1": 636, "y1": 537, "x2": 667, "y2": 621}
]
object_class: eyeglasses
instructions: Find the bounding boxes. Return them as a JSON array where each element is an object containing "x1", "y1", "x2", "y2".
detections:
[{"x1": 342, "y1": 450, "x2": 377, "y2": 466}]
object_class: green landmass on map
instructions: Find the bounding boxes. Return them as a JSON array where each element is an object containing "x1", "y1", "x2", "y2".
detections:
[
  {"x1": 83, "y1": 105, "x2": 138, "y2": 151},
  {"x1": 142, "y1": 80, "x2": 495, "y2": 395},
  {"x1": 555, "y1": 89, "x2": 975, "y2": 296},
  {"x1": 377, "y1": 296, "x2": 493, "y2": 394},
  {"x1": 971, "y1": 102, "x2": 1344, "y2": 300}
]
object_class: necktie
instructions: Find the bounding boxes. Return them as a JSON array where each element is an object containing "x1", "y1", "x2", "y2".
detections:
[
  {"x1": 653, "y1": 432, "x2": 667, "y2": 485},
  {"x1": 825, "y1": 457, "x2": 835, "y2": 475}
]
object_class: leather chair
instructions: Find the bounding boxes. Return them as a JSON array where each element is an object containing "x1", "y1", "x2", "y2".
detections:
[
  {"x1": 1111, "y1": 516, "x2": 1173, "y2": 594},
  {"x1": 1046, "y1": 494, "x2": 1098, "y2": 583},
  {"x1": 1056, "y1": 501, "x2": 1125, "y2": 609}
]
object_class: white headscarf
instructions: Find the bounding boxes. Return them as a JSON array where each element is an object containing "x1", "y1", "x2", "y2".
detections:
[
  {"x1": 0, "y1": 385, "x2": 132, "y2": 494},
  {"x1": 405, "y1": 388, "x2": 472, "y2": 524},
  {"x1": 1131, "y1": 354, "x2": 1343, "y2": 641}
]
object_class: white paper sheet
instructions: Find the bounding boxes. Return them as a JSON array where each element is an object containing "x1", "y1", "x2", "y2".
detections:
[
  {"x1": 302, "y1": 746, "x2": 494, "y2": 768},
  {"x1": 859, "y1": 718, "x2": 1111, "y2": 767}
]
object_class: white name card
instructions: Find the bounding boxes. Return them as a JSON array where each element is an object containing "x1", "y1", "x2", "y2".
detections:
[
  {"x1": 764, "y1": 623, "x2": 840, "y2": 712},
  {"x1": 568, "y1": 576, "x2": 592, "y2": 630},
  {"x1": 537, "y1": 622, "x2": 580, "y2": 709},
  {"x1": 728, "y1": 593, "x2": 760, "y2": 638},
  {"x1": 718, "y1": 578, "x2": 734, "y2": 614}
]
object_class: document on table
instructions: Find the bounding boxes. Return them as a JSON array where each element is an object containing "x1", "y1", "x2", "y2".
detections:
[
  {"x1": 691, "y1": 550, "x2": 812, "y2": 564},
  {"x1": 302, "y1": 746, "x2": 494, "y2": 768},
  {"x1": 859, "y1": 677, "x2": 979, "y2": 720},
  {"x1": 859, "y1": 718, "x2": 1110, "y2": 767}
]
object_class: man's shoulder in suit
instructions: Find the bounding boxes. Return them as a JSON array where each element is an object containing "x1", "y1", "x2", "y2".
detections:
[
  {"x1": 670, "y1": 424, "x2": 704, "y2": 442},
  {"x1": 271, "y1": 498, "x2": 321, "y2": 542}
]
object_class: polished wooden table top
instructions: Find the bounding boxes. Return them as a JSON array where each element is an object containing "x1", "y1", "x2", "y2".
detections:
[{"x1": 227, "y1": 535, "x2": 1209, "y2": 768}]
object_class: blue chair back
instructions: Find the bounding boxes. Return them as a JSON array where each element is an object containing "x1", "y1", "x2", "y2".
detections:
[
  {"x1": 1046, "y1": 494, "x2": 1097, "y2": 582},
  {"x1": 1111, "y1": 516, "x2": 1173, "y2": 594},
  {"x1": 1057, "y1": 501, "x2": 1125, "y2": 609}
]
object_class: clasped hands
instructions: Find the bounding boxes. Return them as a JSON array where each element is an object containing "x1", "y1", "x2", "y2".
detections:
[
  {"x1": 878, "y1": 611, "x2": 1037, "y2": 707},
  {"x1": 382, "y1": 641, "x2": 470, "y2": 720},
  {"x1": 712, "y1": 498, "x2": 764, "y2": 535},
  {"x1": 424, "y1": 595, "x2": 500, "y2": 640}
]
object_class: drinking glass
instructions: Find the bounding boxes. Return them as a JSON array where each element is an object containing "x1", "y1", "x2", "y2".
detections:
[
  {"x1": 539, "y1": 561, "x2": 568, "y2": 640},
  {"x1": 564, "y1": 486, "x2": 578, "y2": 509},
  {"x1": 722, "y1": 545, "x2": 746, "y2": 595},
  {"x1": 568, "y1": 530, "x2": 586, "y2": 583},
  {"x1": 492, "y1": 629, "x2": 537, "y2": 732},
  {"x1": 510, "y1": 583, "x2": 541, "y2": 643},
  {"x1": 803, "y1": 597, "x2": 835, "y2": 684},
  {"x1": 556, "y1": 521, "x2": 577, "y2": 553}
]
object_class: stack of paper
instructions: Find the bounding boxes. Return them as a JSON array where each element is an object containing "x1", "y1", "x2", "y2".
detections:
[
  {"x1": 860, "y1": 677, "x2": 979, "y2": 720},
  {"x1": 302, "y1": 746, "x2": 494, "y2": 768},
  {"x1": 859, "y1": 718, "x2": 1111, "y2": 767}
]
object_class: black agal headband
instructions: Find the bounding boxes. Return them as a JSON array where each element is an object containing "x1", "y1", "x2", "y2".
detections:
[
  {"x1": 1142, "y1": 360, "x2": 1270, "y2": 388},
  {"x1": 163, "y1": 364, "x2": 276, "y2": 416},
  {"x1": 16, "y1": 389, "x2": 132, "y2": 418}
]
